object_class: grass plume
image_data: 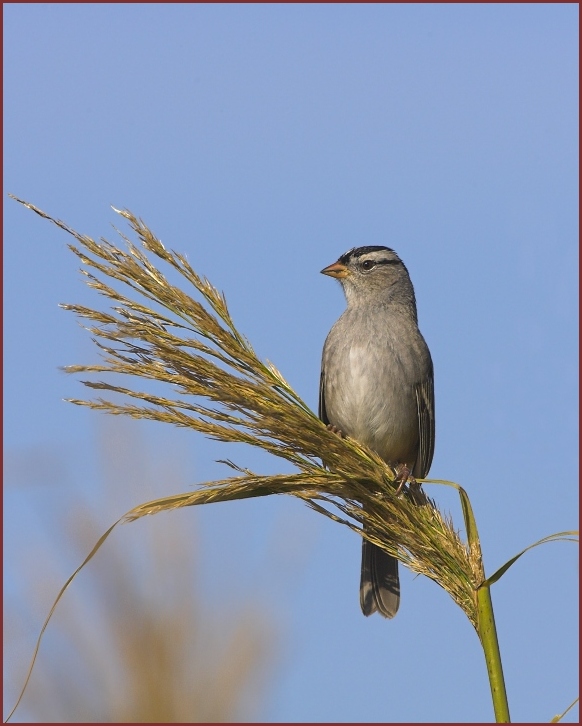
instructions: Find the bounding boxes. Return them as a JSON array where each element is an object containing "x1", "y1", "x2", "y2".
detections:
[
  {"x1": 10, "y1": 195, "x2": 481, "y2": 629},
  {"x1": 10, "y1": 196, "x2": 579, "y2": 723}
]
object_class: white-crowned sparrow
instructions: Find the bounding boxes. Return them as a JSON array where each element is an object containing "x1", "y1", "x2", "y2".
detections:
[{"x1": 319, "y1": 245, "x2": 435, "y2": 618}]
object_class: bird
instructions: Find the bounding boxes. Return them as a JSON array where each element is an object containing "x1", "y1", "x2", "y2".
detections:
[{"x1": 319, "y1": 245, "x2": 435, "y2": 618}]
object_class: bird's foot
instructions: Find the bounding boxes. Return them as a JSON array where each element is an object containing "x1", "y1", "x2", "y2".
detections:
[
  {"x1": 394, "y1": 463, "x2": 413, "y2": 495},
  {"x1": 395, "y1": 468, "x2": 428, "y2": 505},
  {"x1": 326, "y1": 423, "x2": 345, "y2": 438},
  {"x1": 393, "y1": 463, "x2": 424, "y2": 499}
]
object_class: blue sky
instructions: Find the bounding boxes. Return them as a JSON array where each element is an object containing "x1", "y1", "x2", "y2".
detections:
[{"x1": 4, "y1": 4, "x2": 578, "y2": 722}]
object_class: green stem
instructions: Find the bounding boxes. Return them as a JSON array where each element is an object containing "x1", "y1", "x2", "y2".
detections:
[{"x1": 477, "y1": 584, "x2": 510, "y2": 722}]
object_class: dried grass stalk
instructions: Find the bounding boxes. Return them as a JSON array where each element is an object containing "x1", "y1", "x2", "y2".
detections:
[
  {"x1": 10, "y1": 196, "x2": 481, "y2": 630},
  {"x1": 11, "y1": 196, "x2": 579, "y2": 723}
]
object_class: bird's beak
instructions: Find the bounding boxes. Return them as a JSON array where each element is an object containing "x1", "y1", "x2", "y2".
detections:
[{"x1": 320, "y1": 261, "x2": 349, "y2": 278}]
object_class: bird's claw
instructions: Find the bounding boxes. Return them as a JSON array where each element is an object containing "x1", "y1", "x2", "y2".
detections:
[
  {"x1": 394, "y1": 463, "x2": 416, "y2": 496},
  {"x1": 326, "y1": 423, "x2": 345, "y2": 438}
]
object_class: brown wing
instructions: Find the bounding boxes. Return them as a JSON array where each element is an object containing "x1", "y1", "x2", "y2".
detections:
[
  {"x1": 413, "y1": 362, "x2": 435, "y2": 479},
  {"x1": 318, "y1": 366, "x2": 329, "y2": 425}
]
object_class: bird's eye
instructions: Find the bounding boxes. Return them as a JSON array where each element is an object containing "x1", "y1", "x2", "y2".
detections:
[{"x1": 361, "y1": 260, "x2": 376, "y2": 271}]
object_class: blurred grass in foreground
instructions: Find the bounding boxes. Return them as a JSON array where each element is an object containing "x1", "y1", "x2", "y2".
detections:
[{"x1": 4, "y1": 421, "x2": 280, "y2": 722}]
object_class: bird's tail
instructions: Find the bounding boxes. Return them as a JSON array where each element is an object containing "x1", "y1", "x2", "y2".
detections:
[{"x1": 360, "y1": 538, "x2": 400, "y2": 618}]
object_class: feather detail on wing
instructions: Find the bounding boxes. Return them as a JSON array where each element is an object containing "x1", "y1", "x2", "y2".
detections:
[
  {"x1": 413, "y1": 364, "x2": 435, "y2": 479},
  {"x1": 318, "y1": 367, "x2": 329, "y2": 425}
]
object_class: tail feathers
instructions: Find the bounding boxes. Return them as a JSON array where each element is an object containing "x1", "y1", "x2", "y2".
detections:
[{"x1": 360, "y1": 539, "x2": 400, "y2": 618}]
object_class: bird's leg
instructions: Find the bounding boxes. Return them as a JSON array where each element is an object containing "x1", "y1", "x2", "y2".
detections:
[
  {"x1": 394, "y1": 466, "x2": 428, "y2": 505},
  {"x1": 394, "y1": 463, "x2": 416, "y2": 496}
]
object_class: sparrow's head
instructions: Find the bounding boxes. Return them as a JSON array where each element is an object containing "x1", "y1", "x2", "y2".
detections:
[{"x1": 321, "y1": 245, "x2": 416, "y2": 314}]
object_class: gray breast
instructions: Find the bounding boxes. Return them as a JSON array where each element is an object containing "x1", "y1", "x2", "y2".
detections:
[{"x1": 322, "y1": 309, "x2": 426, "y2": 467}]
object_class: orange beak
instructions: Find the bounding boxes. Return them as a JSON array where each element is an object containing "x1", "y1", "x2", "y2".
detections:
[{"x1": 320, "y1": 261, "x2": 349, "y2": 279}]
